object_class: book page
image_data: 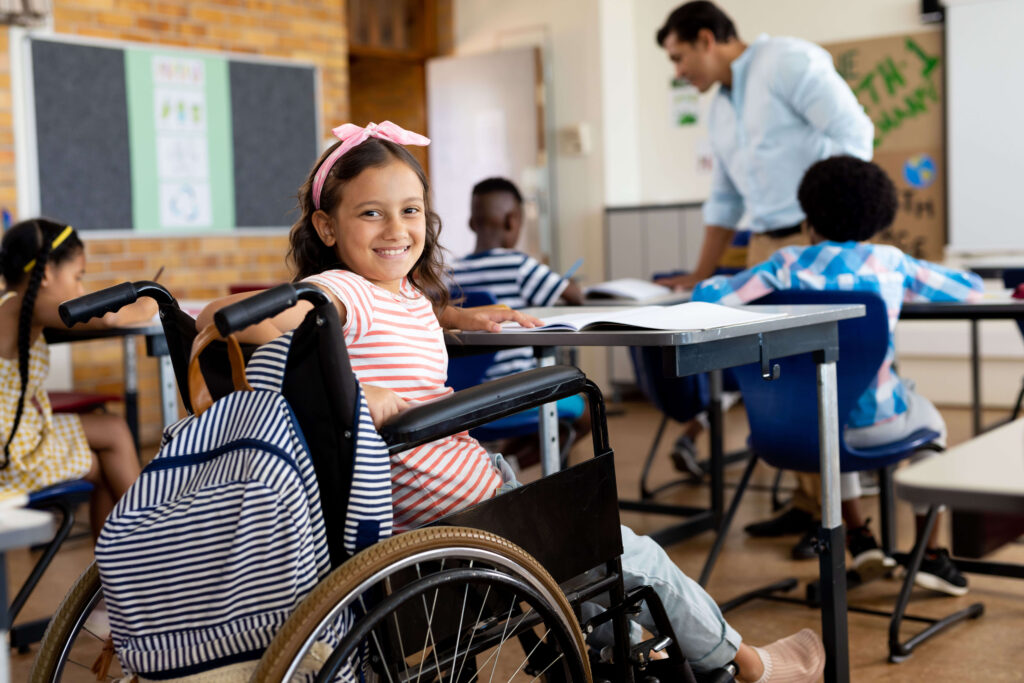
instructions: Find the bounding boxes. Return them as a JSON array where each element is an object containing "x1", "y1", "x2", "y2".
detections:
[{"x1": 502, "y1": 302, "x2": 785, "y2": 332}]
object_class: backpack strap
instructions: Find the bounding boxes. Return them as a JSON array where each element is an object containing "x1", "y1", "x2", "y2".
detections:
[{"x1": 188, "y1": 324, "x2": 252, "y2": 416}]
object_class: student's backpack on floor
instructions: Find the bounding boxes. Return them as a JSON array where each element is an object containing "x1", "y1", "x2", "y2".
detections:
[{"x1": 95, "y1": 325, "x2": 391, "y2": 679}]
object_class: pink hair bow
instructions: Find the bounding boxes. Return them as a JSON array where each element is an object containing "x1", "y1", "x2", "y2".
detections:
[{"x1": 312, "y1": 121, "x2": 431, "y2": 209}]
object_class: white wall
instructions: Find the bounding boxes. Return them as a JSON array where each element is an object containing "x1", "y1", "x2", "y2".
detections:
[{"x1": 454, "y1": 0, "x2": 610, "y2": 383}]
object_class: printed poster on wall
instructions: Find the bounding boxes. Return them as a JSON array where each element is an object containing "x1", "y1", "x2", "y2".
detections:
[
  {"x1": 825, "y1": 32, "x2": 944, "y2": 261},
  {"x1": 125, "y1": 48, "x2": 235, "y2": 232}
]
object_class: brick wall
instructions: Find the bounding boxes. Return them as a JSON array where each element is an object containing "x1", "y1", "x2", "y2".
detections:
[{"x1": 2, "y1": 1, "x2": 349, "y2": 445}]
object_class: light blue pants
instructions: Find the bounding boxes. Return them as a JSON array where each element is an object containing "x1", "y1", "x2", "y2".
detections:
[{"x1": 490, "y1": 453, "x2": 741, "y2": 672}]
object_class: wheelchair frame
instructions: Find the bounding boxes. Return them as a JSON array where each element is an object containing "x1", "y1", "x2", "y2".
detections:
[{"x1": 30, "y1": 281, "x2": 735, "y2": 683}]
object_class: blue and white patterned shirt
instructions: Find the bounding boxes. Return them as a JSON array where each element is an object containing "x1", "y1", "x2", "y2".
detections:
[
  {"x1": 705, "y1": 35, "x2": 873, "y2": 232},
  {"x1": 450, "y1": 248, "x2": 568, "y2": 380},
  {"x1": 692, "y1": 242, "x2": 984, "y2": 427}
]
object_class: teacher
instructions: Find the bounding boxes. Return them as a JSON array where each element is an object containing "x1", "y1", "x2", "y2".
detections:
[{"x1": 655, "y1": 1, "x2": 873, "y2": 289}]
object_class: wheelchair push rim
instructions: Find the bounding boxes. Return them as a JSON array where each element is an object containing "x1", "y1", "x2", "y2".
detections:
[{"x1": 255, "y1": 526, "x2": 592, "y2": 682}]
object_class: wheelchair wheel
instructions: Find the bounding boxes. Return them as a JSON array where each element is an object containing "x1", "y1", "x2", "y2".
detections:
[
  {"x1": 255, "y1": 526, "x2": 591, "y2": 682},
  {"x1": 29, "y1": 561, "x2": 125, "y2": 682}
]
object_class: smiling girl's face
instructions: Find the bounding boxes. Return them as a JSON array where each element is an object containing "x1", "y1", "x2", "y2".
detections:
[{"x1": 312, "y1": 160, "x2": 427, "y2": 294}]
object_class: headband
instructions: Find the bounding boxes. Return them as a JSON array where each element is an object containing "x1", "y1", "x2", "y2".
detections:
[
  {"x1": 23, "y1": 224, "x2": 74, "y2": 273},
  {"x1": 312, "y1": 121, "x2": 431, "y2": 210}
]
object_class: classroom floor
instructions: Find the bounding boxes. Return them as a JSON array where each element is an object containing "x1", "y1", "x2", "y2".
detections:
[{"x1": 7, "y1": 402, "x2": 1024, "y2": 681}]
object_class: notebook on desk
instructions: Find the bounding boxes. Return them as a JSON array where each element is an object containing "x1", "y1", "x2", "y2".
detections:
[
  {"x1": 583, "y1": 278, "x2": 681, "y2": 303},
  {"x1": 502, "y1": 301, "x2": 785, "y2": 333}
]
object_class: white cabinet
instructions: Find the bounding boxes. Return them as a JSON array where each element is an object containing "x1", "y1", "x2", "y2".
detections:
[{"x1": 603, "y1": 203, "x2": 704, "y2": 393}]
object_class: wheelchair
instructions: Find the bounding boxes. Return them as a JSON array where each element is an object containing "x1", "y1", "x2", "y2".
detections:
[{"x1": 29, "y1": 280, "x2": 737, "y2": 683}]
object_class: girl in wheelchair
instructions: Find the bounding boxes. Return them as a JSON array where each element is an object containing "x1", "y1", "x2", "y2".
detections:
[
  {"x1": 199, "y1": 121, "x2": 825, "y2": 683},
  {"x1": 0, "y1": 219, "x2": 153, "y2": 538}
]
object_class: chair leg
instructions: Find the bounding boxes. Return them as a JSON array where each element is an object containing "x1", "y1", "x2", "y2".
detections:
[
  {"x1": 888, "y1": 505, "x2": 985, "y2": 662},
  {"x1": 877, "y1": 466, "x2": 896, "y2": 557},
  {"x1": 1012, "y1": 379, "x2": 1024, "y2": 421},
  {"x1": 770, "y1": 467, "x2": 789, "y2": 512},
  {"x1": 639, "y1": 416, "x2": 670, "y2": 499},
  {"x1": 9, "y1": 500, "x2": 75, "y2": 622},
  {"x1": 699, "y1": 453, "x2": 758, "y2": 587}
]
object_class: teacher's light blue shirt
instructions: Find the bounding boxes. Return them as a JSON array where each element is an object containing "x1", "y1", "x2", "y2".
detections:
[{"x1": 704, "y1": 35, "x2": 873, "y2": 232}]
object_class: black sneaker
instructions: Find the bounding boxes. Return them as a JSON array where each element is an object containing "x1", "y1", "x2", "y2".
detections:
[
  {"x1": 744, "y1": 507, "x2": 816, "y2": 538},
  {"x1": 669, "y1": 434, "x2": 704, "y2": 479},
  {"x1": 846, "y1": 519, "x2": 896, "y2": 581},
  {"x1": 915, "y1": 548, "x2": 969, "y2": 596},
  {"x1": 791, "y1": 527, "x2": 819, "y2": 560}
]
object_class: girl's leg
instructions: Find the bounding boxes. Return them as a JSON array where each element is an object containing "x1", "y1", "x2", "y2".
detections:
[
  {"x1": 80, "y1": 413, "x2": 141, "y2": 537},
  {"x1": 79, "y1": 412, "x2": 140, "y2": 499},
  {"x1": 81, "y1": 452, "x2": 116, "y2": 540}
]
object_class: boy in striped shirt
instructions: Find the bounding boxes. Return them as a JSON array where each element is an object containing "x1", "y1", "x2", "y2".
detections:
[
  {"x1": 693, "y1": 156, "x2": 983, "y2": 595},
  {"x1": 450, "y1": 178, "x2": 589, "y2": 466}
]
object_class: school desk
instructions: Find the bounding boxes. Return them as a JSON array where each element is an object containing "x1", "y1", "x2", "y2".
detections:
[
  {"x1": 900, "y1": 297, "x2": 1024, "y2": 435},
  {"x1": 45, "y1": 320, "x2": 176, "y2": 452},
  {"x1": 450, "y1": 302, "x2": 865, "y2": 683}
]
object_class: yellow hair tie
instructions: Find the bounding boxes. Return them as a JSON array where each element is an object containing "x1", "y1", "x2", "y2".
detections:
[{"x1": 22, "y1": 225, "x2": 74, "y2": 273}]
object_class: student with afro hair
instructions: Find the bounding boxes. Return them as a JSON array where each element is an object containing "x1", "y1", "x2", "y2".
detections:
[{"x1": 692, "y1": 156, "x2": 984, "y2": 596}]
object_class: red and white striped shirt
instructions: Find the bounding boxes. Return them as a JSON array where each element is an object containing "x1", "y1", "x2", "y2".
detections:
[{"x1": 305, "y1": 269, "x2": 502, "y2": 531}]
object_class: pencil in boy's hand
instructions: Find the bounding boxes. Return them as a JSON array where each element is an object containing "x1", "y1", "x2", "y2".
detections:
[
  {"x1": 152, "y1": 265, "x2": 165, "y2": 283},
  {"x1": 563, "y1": 257, "x2": 584, "y2": 281}
]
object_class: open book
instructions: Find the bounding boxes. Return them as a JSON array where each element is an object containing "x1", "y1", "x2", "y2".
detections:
[
  {"x1": 503, "y1": 301, "x2": 785, "y2": 332},
  {"x1": 584, "y1": 278, "x2": 677, "y2": 303}
]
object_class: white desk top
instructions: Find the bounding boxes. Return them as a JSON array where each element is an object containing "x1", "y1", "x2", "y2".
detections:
[
  {"x1": 894, "y1": 418, "x2": 1024, "y2": 514},
  {"x1": 0, "y1": 507, "x2": 54, "y2": 552}
]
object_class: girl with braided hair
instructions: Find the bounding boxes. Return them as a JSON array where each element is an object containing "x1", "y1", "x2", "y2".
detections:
[{"x1": 1, "y1": 219, "x2": 152, "y2": 539}]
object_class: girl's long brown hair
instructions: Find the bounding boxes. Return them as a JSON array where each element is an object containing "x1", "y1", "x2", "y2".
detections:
[{"x1": 288, "y1": 137, "x2": 450, "y2": 314}]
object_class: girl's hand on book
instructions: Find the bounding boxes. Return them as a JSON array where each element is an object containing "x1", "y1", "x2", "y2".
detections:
[
  {"x1": 447, "y1": 305, "x2": 541, "y2": 333},
  {"x1": 363, "y1": 384, "x2": 410, "y2": 429}
]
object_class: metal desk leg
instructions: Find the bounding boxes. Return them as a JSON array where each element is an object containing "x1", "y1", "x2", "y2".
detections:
[
  {"x1": 817, "y1": 360, "x2": 850, "y2": 683},
  {"x1": 970, "y1": 319, "x2": 981, "y2": 435},
  {"x1": 122, "y1": 335, "x2": 140, "y2": 453},
  {"x1": 708, "y1": 370, "x2": 724, "y2": 525},
  {"x1": 536, "y1": 348, "x2": 560, "y2": 476},
  {"x1": 159, "y1": 355, "x2": 178, "y2": 428},
  {"x1": 1, "y1": 551, "x2": 9, "y2": 683}
]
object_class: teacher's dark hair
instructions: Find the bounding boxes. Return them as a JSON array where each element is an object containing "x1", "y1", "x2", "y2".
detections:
[
  {"x1": 798, "y1": 156, "x2": 898, "y2": 242},
  {"x1": 656, "y1": 1, "x2": 738, "y2": 46}
]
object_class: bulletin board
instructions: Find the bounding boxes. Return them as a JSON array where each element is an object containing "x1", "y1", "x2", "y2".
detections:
[
  {"x1": 824, "y1": 32, "x2": 945, "y2": 261},
  {"x1": 15, "y1": 33, "x2": 320, "y2": 234}
]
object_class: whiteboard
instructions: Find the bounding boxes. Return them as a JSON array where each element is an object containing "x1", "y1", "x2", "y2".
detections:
[{"x1": 947, "y1": 0, "x2": 1024, "y2": 253}]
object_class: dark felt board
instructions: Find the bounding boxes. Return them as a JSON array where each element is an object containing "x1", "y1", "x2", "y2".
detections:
[
  {"x1": 32, "y1": 40, "x2": 133, "y2": 231},
  {"x1": 27, "y1": 36, "x2": 317, "y2": 232},
  {"x1": 229, "y1": 61, "x2": 318, "y2": 228}
]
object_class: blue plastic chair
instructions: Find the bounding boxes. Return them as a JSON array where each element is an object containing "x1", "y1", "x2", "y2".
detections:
[
  {"x1": 447, "y1": 290, "x2": 584, "y2": 459},
  {"x1": 8, "y1": 479, "x2": 94, "y2": 651},
  {"x1": 712, "y1": 290, "x2": 982, "y2": 663},
  {"x1": 627, "y1": 347, "x2": 711, "y2": 497}
]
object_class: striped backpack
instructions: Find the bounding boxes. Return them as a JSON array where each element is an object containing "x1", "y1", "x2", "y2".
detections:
[{"x1": 95, "y1": 326, "x2": 392, "y2": 679}]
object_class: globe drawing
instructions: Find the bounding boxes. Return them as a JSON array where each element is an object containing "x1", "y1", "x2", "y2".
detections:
[{"x1": 903, "y1": 154, "x2": 937, "y2": 189}]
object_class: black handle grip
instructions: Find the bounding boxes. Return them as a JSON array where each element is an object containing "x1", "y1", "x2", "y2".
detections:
[
  {"x1": 59, "y1": 282, "x2": 139, "y2": 327},
  {"x1": 214, "y1": 283, "x2": 298, "y2": 337}
]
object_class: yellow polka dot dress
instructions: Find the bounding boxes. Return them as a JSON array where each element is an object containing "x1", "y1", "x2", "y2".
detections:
[{"x1": 1, "y1": 336, "x2": 93, "y2": 504}]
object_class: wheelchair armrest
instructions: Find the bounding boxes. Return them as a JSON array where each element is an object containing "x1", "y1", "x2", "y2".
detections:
[{"x1": 379, "y1": 364, "x2": 587, "y2": 453}]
